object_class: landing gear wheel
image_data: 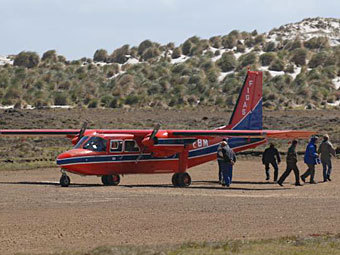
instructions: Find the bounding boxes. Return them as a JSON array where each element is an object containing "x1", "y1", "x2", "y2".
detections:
[
  {"x1": 172, "y1": 173, "x2": 191, "y2": 187},
  {"x1": 60, "y1": 175, "x2": 71, "y2": 187},
  {"x1": 101, "y1": 175, "x2": 120, "y2": 186},
  {"x1": 172, "y1": 173, "x2": 179, "y2": 186}
]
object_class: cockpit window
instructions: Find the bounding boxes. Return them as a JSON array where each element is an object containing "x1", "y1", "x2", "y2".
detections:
[
  {"x1": 110, "y1": 140, "x2": 123, "y2": 152},
  {"x1": 124, "y1": 140, "x2": 140, "y2": 152},
  {"x1": 83, "y1": 137, "x2": 107, "y2": 152},
  {"x1": 74, "y1": 136, "x2": 89, "y2": 149}
]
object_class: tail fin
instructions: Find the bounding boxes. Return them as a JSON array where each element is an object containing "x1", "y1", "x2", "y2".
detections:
[{"x1": 221, "y1": 71, "x2": 263, "y2": 130}]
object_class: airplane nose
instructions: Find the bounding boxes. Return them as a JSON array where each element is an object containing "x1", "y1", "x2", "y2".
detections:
[{"x1": 57, "y1": 152, "x2": 71, "y2": 160}]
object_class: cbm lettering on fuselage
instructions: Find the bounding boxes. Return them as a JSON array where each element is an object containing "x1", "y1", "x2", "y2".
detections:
[{"x1": 193, "y1": 139, "x2": 209, "y2": 148}]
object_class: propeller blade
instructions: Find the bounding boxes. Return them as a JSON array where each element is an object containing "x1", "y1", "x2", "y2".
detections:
[
  {"x1": 77, "y1": 122, "x2": 87, "y2": 142},
  {"x1": 150, "y1": 123, "x2": 160, "y2": 141},
  {"x1": 135, "y1": 124, "x2": 160, "y2": 164}
]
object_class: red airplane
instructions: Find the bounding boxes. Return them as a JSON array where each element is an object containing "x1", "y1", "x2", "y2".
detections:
[{"x1": 0, "y1": 71, "x2": 315, "y2": 187}]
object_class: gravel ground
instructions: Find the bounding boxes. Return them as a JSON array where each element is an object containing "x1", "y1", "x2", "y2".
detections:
[{"x1": 0, "y1": 159, "x2": 339, "y2": 255}]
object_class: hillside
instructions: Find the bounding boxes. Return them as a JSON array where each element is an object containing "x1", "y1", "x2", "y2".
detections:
[{"x1": 0, "y1": 17, "x2": 339, "y2": 110}]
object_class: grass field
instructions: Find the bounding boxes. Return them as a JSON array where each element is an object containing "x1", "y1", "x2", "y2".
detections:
[{"x1": 21, "y1": 235, "x2": 340, "y2": 255}]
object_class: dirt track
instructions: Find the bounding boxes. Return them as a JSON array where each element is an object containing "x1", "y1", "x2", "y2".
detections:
[{"x1": 0, "y1": 159, "x2": 339, "y2": 255}]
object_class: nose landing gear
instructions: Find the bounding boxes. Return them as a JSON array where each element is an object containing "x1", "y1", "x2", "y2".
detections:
[{"x1": 60, "y1": 170, "x2": 71, "y2": 187}]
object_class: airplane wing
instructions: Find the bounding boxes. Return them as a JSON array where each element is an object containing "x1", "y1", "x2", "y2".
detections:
[
  {"x1": 0, "y1": 129, "x2": 80, "y2": 137},
  {"x1": 168, "y1": 130, "x2": 315, "y2": 139}
]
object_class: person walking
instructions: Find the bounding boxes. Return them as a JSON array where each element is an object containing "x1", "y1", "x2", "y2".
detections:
[
  {"x1": 301, "y1": 136, "x2": 320, "y2": 184},
  {"x1": 318, "y1": 134, "x2": 336, "y2": 182},
  {"x1": 278, "y1": 140, "x2": 301, "y2": 186},
  {"x1": 217, "y1": 140, "x2": 236, "y2": 187},
  {"x1": 262, "y1": 143, "x2": 281, "y2": 182}
]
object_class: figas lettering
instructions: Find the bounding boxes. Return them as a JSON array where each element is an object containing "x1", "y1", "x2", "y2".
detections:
[{"x1": 242, "y1": 79, "x2": 253, "y2": 116}]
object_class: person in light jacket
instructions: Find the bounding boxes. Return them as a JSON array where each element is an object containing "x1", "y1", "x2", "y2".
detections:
[
  {"x1": 318, "y1": 134, "x2": 336, "y2": 182},
  {"x1": 217, "y1": 140, "x2": 236, "y2": 187}
]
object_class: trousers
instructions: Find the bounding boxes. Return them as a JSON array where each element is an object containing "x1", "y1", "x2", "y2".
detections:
[
  {"x1": 301, "y1": 164, "x2": 316, "y2": 183},
  {"x1": 322, "y1": 159, "x2": 332, "y2": 180},
  {"x1": 278, "y1": 162, "x2": 300, "y2": 185},
  {"x1": 265, "y1": 161, "x2": 278, "y2": 181},
  {"x1": 218, "y1": 160, "x2": 233, "y2": 187}
]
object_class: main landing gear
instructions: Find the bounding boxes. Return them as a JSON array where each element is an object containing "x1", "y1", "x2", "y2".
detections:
[
  {"x1": 172, "y1": 172, "x2": 191, "y2": 187},
  {"x1": 101, "y1": 174, "x2": 120, "y2": 186},
  {"x1": 60, "y1": 170, "x2": 71, "y2": 187}
]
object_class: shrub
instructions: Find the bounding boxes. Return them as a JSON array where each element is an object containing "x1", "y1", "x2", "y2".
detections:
[
  {"x1": 269, "y1": 59, "x2": 285, "y2": 71},
  {"x1": 138, "y1": 40, "x2": 153, "y2": 55},
  {"x1": 222, "y1": 35, "x2": 237, "y2": 49},
  {"x1": 289, "y1": 39, "x2": 302, "y2": 50},
  {"x1": 125, "y1": 93, "x2": 139, "y2": 105},
  {"x1": 142, "y1": 47, "x2": 161, "y2": 61},
  {"x1": 54, "y1": 92, "x2": 68, "y2": 105},
  {"x1": 13, "y1": 51, "x2": 40, "y2": 68},
  {"x1": 182, "y1": 40, "x2": 193, "y2": 56},
  {"x1": 254, "y1": 35, "x2": 264, "y2": 44},
  {"x1": 209, "y1": 36, "x2": 222, "y2": 48},
  {"x1": 260, "y1": 53, "x2": 276, "y2": 66},
  {"x1": 217, "y1": 52, "x2": 237, "y2": 72},
  {"x1": 88, "y1": 99, "x2": 98, "y2": 108},
  {"x1": 239, "y1": 52, "x2": 257, "y2": 68},
  {"x1": 109, "y1": 45, "x2": 129, "y2": 64},
  {"x1": 171, "y1": 47, "x2": 182, "y2": 59},
  {"x1": 236, "y1": 44, "x2": 245, "y2": 53},
  {"x1": 291, "y1": 48, "x2": 307, "y2": 66},
  {"x1": 304, "y1": 37, "x2": 329, "y2": 50},
  {"x1": 285, "y1": 64, "x2": 295, "y2": 73},
  {"x1": 42, "y1": 50, "x2": 57, "y2": 62},
  {"x1": 93, "y1": 49, "x2": 108, "y2": 62},
  {"x1": 308, "y1": 52, "x2": 328, "y2": 68},
  {"x1": 165, "y1": 42, "x2": 174, "y2": 50},
  {"x1": 244, "y1": 38, "x2": 255, "y2": 48},
  {"x1": 264, "y1": 42, "x2": 276, "y2": 52}
]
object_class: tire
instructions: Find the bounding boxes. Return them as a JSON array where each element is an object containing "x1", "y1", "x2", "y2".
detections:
[
  {"x1": 101, "y1": 175, "x2": 109, "y2": 185},
  {"x1": 112, "y1": 174, "x2": 120, "y2": 186},
  {"x1": 178, "y1": 173, "x2": 191, "y2": 187},
  {"x1": 60, "y1": 175, "x2": 70, "y2": 187},
  {"x1": 102, "y1": 175, "x2": 120, "y2": 186},
  {"x1": 172, "y1": 173, "x2": 179, "y2": 187}
]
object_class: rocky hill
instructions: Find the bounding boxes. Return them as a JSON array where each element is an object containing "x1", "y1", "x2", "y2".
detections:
[{"x1": 0, "y1": 17, "x2": 339, "y2": 110}]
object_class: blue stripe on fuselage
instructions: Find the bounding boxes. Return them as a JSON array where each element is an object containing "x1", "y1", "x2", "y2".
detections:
[{"x1": 57, "y1": 138, "x2": 264, "y2": 166}]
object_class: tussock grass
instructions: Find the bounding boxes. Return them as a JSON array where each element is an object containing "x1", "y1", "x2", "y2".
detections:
[{"x1": 18, "y1": 235, "x2": 340, "y2": 255}]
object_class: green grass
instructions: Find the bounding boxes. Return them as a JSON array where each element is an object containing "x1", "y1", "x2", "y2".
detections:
[
  {"x1": 19, "y1": 235, "x2": 340, "y2": 255},
  {"x1": 0, "y1": 159, "x2": 56, "y2": 171}
]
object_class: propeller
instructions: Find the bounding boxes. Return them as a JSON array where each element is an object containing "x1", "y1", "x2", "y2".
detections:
[
  {"x1": 76, "y1": 122, "x2": 88, "y2": 143},
  {"x1": 135, "y1": 124, "x2": 160, "y2": 164},
  {"x1": 149, "y1": 123, "x2": 160, "y2": 142}
]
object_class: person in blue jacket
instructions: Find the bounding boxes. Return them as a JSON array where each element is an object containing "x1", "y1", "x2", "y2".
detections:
[{"x1": 301, "y1": 136, "x2": 320, "y2": 184}]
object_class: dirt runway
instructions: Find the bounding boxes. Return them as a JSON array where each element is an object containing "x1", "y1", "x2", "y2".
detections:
[{"x1": 0, "y1": 159, "x2": 339, "y2": 254}]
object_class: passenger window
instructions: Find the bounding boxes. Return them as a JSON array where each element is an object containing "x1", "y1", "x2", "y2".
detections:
[
  {"x1": 110, "y1": 140, "x2": 123, "y2": 152},
  {"x1": 124, "y1": 140, "x2": 140, "y2": 152}
]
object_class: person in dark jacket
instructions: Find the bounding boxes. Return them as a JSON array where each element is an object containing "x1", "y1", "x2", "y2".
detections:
[
  {"x1": 318, "y1": 134, "x2": 336, "y2": 182},
  {"x1": 262, "y1": 143, "x2": 281, "y2": 181},
  {"x1": 301, "y1": 136, "x2": 320, "y2": 184},
  {"x1": 278, "y1": 140, "x2": 301, "y2": 186},
  {"x1": 217, "y1": 140, "x2": 236, "y2": 187}
]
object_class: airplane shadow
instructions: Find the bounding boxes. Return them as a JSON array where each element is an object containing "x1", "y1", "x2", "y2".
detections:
[
  {"x1": 192, "y1": 180, "x2": 279, "y2": 185},
  {"x1": 0, "y1": 181, "x2": 102, "y2": 188},
  {"x1": 0, "y1": 181, "x2": 292, "y2": 191},
  {"x1": 121, "y1": 184, "x2": 290, "y2": 191}
]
